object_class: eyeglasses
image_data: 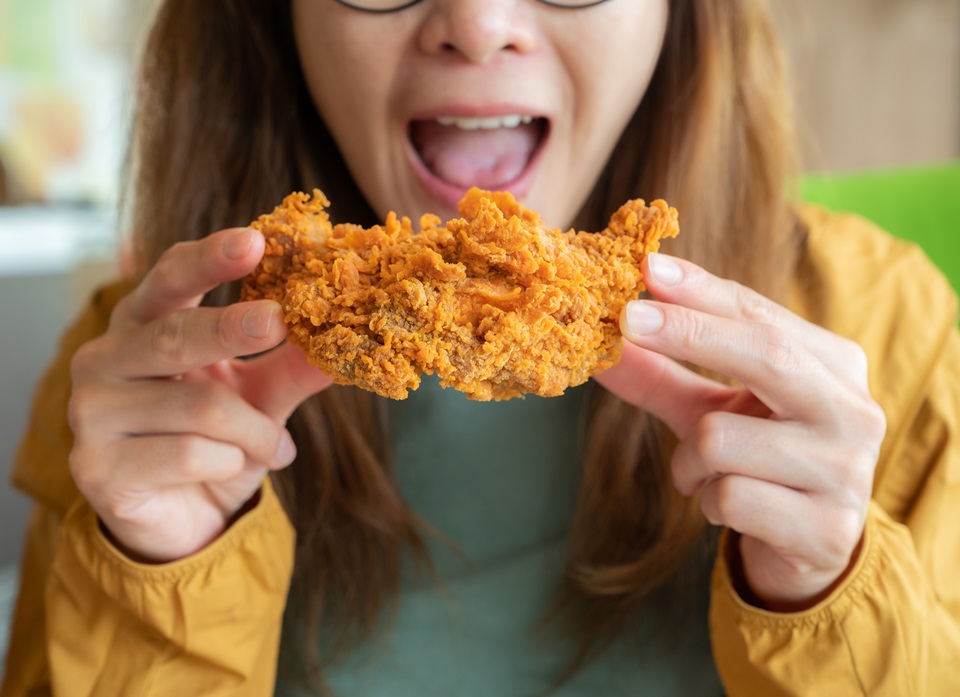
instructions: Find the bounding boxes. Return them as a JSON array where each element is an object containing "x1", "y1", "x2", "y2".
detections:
[{"x1": 332, "y1": 0, "x2": 611, "y2": 13}]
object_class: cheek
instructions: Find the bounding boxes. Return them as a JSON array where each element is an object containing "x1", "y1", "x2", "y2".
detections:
[
  {"x1": 291, "y1": 6, "x2": 395, "y2": 146},
  {"x1": 294, "y1": 24, "x2": 358, "y2": 128},
  {"x1": 569, "y1": 6, "x2": 666, "y2": 155}
]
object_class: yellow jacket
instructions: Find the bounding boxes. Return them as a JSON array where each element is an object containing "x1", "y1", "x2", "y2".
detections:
[{"x1": 3, "y1": 207, "x2": 960, "y2": 696}]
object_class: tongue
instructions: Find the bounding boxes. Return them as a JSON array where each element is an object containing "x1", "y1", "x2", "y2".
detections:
[{"x1": 412, "y1": 121, "x2": 540, "y2": 189}]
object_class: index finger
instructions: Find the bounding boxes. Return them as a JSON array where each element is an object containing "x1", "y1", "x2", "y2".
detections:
[
  {"x1": 621, "y1": 299, "x2": 831, "y2": 422},
  {"x1": 103, "y1": 300, "x2": 287, "y2": 379},
  {"x1": 116, "y1": 227, "x2": 264, "y2": 326},
  {"x1": 642, "y1": 254, "x2": 870, "y2": 392}
]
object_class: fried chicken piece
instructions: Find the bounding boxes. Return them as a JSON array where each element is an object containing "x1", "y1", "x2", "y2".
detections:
[{"x1": 241, "y1": 187, "x2": 678, "y2": 401}]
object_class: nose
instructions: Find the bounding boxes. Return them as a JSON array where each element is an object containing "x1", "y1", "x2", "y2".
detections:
[{"x1": 417, "y1": 0, "x2": 538, "y2": 63}]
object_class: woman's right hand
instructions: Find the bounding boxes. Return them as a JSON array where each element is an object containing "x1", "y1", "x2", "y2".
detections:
[{"x1": 67, "y1": 228, "x2": 332, "y2": 563}]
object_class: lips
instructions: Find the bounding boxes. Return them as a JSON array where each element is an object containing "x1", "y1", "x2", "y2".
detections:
[{"x1": 407, "y1": 114, "x2": 548, "y2": 212}]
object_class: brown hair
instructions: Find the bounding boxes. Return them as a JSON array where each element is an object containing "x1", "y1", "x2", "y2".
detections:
[{"x1": 126, "y1": 0, "x2": 800, "y2": 687}]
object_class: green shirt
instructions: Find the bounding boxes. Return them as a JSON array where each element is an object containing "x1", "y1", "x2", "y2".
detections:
[{"x1": 280, "y1": 376, "x2": 721, "y2": 696}]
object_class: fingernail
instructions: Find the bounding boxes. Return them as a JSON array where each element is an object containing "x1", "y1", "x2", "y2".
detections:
[
  {"x1": 242, "y1": 303, "x2": 276, "y2": 338},
  {"x1": 648, "y1": 253, "x2": 683, "y2": 286},
  {"x1": 624, "y1": 301, "x2": 664, "y2": 336},
  {"x1": 275, "y1": 431, "x2": 297, "y2": 465},
  {"x1": 223, "y1": 229, "x2": 254, "y2": 260}
]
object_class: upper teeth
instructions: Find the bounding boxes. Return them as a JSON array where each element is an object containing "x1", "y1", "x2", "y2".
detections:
[{"x1": 435, "y1": 115, "x2": 535, "y2": 130}]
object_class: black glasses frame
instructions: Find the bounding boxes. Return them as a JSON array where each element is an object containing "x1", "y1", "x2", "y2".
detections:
[{"x1": 331, "y1": 0, "x2": 611, "y2": 14}]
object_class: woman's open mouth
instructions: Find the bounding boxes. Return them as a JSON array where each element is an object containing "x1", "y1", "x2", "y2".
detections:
[{"x1": 407, "y1": 114, "x2": 549, "y2": 212}]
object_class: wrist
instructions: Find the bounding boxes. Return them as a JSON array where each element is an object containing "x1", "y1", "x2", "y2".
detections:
[
  {"x1": 724, "y1": 530, "x2": 866, "y2": 613},
  {"x1": 98, "y1": 488, "x2": 264, "y2": 564}
]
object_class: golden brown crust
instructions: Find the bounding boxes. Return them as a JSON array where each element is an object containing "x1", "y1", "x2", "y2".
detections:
[{"x1": 241, "y1": 187, "x2": 678, "y2": 400}]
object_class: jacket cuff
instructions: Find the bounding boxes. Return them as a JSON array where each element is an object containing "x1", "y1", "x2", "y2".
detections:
[
  {"x1": 46, "y1": 477, "x2": 295, "y2": 693},
  {"x1": 712, "y1": 503, "x2": 880, "y2": 628},
  {"x1": 70, "y1": 478, "x2": 295, "y2": 593},
  {"x1": 707, "y1": 501, "x2": 922, "y2": 695}
]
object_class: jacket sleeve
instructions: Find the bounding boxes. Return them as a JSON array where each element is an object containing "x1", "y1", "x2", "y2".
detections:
[
  {"x1": 1, "y1": 282, "x2": 297, "y2": 697},
  {"x1": 709, "y1": 215, "x2": 960, "y2": 695},
  {"x1": 2, "y1": 483, "x2": 294, "y2": 697}
]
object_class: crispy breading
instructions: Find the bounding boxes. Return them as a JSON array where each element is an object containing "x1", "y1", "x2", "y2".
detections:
[{"x1": 241, "y1": 187, "x2": 678, "y2": 400}]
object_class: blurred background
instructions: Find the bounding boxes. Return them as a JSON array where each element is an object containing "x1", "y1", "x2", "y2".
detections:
[
  {"x1": 774, "y1": 0, "x2": 960, "y2": 171},
  {"x1": 0, "y1": 0, "x2": 157, "y2": 577},
  {"x1": 0, "y1": 0, "x2": 958, "y2": 665}
]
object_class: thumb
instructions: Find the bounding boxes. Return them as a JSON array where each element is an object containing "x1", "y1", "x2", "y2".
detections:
[
  {"x1": 595, "y1": 342, "x2": 738, "y2": 439},
  {"x1": 237, "y1": 341, "x2": 334, "y2": 422}
]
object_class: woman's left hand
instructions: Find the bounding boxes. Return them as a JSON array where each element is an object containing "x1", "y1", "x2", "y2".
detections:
[{"x1": 595, "y1": 253, "x2": 886, "y2": 610}]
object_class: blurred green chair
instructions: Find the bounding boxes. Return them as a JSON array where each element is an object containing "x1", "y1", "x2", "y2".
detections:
[{"x1": 801, "y1": 162, "x2": 960, "y2": 295}]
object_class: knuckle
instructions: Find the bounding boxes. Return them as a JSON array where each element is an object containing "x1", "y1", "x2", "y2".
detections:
[
  {"x1": 186, "y1": 383, "x2": 232, "y2": 433},
  {"x1": 170, "y1": 435, "x2": 210, "y2": 480},
  {"x1": 111, "y1": 293, "x2": 134, "y2": 319},
  {"x1": 755, "y1": 324, "x2": 803, "y2": 377},
  {"x1": 69, "y1": 339, "x2": 105, "y2": 383},
  {"x1": 692, "y1": 412, "x2": 728, "y2": 465},
  {"x1": 249, "y1": 421, "x2": 284, "y2": 465},
  {"x1": 687, "y1": 413, "x2": 728, "y2": 486},
  {"x1": 148, "y1": 239, "x2": 198, "y2": 290},
  {"x1": 838, "y1": 338, "x2": 870, "y2": 377},
  {"x1": 833, "y1": 392, "x2": 887, "y2": 452},
  {"x1": 110, "y1": 291, "x2": 143, "y2": 328},
  {"x1": 831, "y1": 449, "x2": 875, "y2": 502},
  {"x1": 151, "y1": 312, "x2": 190, "y2": 366},
  {"x1": 214, "y1": 307, "x2": 237, "y2": 350},
  {"x1": 180, "y1": 383, "x2": 277, "y2": 465},
  {"x1": 670, "y1": 446, "x2": 696, "y2": 495},
  {"x1": 68, "y1": 443, "x2": 106, "y2": 494},
  {"x1": 260, "y1": 427, "x2": 285, "y2": 464},
  {"x1": 151, "y1": 247, "x2": 183, "y2": 288},
  {"x1": 66, "y1": 383, "x2": 102, "y2": 436},
  {"x1": 820, "y1": 508, "x2": 864, "y2": 561},
  {"x1": 675, "y1": 309, "x2": 715, "y2": 356},
  {"x1": 102, "y1": 496, "x2": 141, "y2": 525},
  {"x1": 735, "y1": 283, "x2": 772, "y2": 324},
  {"x1": 840, "y1": 397, "x2": 888, "y2": 454},
  {"x1": 173, "y1": 435, "x2": 244, "y2": 481},
  {"x1": 710, "y1": 476, "x2": 741, "y2": 523},
  {"x1": 167, "y1": 239, "x2": 195, "y2": 263}
]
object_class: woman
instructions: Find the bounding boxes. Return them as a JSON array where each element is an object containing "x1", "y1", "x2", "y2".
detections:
[{"x1": 4, "y1": 0, "x2": 959, "y2": 695}]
